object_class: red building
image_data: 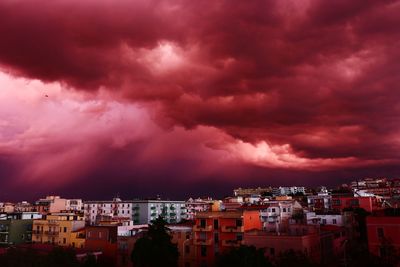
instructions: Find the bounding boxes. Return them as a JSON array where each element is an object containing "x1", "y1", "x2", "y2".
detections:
[
  {"x1": 366, "y1": 216, "x2": 400, "y2": 259},
  {"x1": 193, "y1": 210, "x2": 262, "y2": 267},
  {"x1": 332, "y1": 196, "x2": 381, "y2": 213},
  {"x1": 85, "y1": 225, "x2": 118, "y2": 266}
]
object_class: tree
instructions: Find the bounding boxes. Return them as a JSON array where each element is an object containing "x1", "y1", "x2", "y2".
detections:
[
  {"x1": 215, "y1": 245, "x2": 273, "y2": 267},
  {"x1": 276, "y1": 250, "x2": 318, "y2": 267},
  {"x1": 131, "y1": 216, "x2": 179, "y2": 267}
]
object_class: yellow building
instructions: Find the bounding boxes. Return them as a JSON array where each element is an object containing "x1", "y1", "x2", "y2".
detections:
[{"x1": 32, "y1": 213, "x2": 85, "y2": 248}]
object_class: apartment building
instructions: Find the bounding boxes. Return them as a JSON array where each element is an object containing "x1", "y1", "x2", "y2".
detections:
[
  {"x1": 260, "y1": 200, "x2": 303, "y2": 232},
  {"x1": 32, "y1": 213, "x2": 85, "y2": 247},
  {"x1": 307, "y1": 194, "x2": 332, "y2": 212},
  {"x1": 0, "y1": 212, "x2": 42, "y2": 245},
  {"x1": 193, "y1": 210, "x2": 262, "y2": 267},
  {"x1": 35, "y1": 196, "x2": 83, "y2": 214},
  {"x1": 331, "y1": 196, "x2": 382, "y2": 212},
  {"x1": 273, "y1": 186, "x2": 306, "y2": 196},
  {"x1": 84, "y1": 198, "x2": 187, "y2": 225},
  {"x1": 170, "y1": 225, "x2": 196, "y2": 267}
]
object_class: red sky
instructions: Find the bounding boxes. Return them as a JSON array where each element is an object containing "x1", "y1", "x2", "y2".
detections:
[{"x1": 0, "y1": 0, "x2": 399, "y2": 200}]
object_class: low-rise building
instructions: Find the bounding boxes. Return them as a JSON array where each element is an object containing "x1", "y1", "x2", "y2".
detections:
[
  {"x1": 32, "y1": 213, "x2": 85, "y2": 247},
  {"x1": 86, "y1": 225, "x2": 118, "y2": 266},
  {"x1": 193, "y1": 210, "x2": 262, "y2": 266},
  {"x1": 332, "y1": 196, "x2": 382, "y2": 213},
  {"x1": 35, "y1": 196, "x2": 83, "y2": 214},
  {"x1": 185, "y1": 198, "x2": 213, "y2": 220},
  {"x1": 366, "y1": 215, "x2": 400, "y2": 259}
]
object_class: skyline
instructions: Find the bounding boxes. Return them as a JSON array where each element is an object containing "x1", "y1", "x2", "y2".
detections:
[{"x1": 1, "y1": 0, "x2": 400, "y2": 200}]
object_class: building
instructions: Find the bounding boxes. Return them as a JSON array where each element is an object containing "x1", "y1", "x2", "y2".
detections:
[
  {"x1": 193, "y1": 210, "x2": 262, "y2": 267},
  {"x1": 170, "y1": 225, "x2": 196, "y2": 267},
  {"x1": 331, "y1": 196, "x2": 382, "y2": 213},
  {"x1": 32, "y1": 213, "x2": 85, "y2": 247},
  {"x1": 307, "y1": 193, "x2": 332, "y2": 212},
  {"x1": 244, "y1": 225, "x2": 321, "y2": 263},
  {"x1": 306, "y1": 212, "x2": 344, "y2": 226},
  {"x1": 133, "y1": 200, "x2": 187, "y2": 224},
  {"x1": 35, "y1": 196, "x2": 83, "y2": 214},
  {"x1": 0, "y1": 202, "x2": 15, "y2": 213},
  {"x1": 366, "y1": 216, "x2": 400, "y2": 259},
  {"x1": 233, "y1": 187, "x2": 273, "y2": 197},
  {"x1": 0, "y1": 212, "x2": 42, "y2": 245},
  {"x1": 185, "y1": 198, "x2": 213, "y2": 220},
  {"x1": 84, "y1": 198, "x2": 187, "y2": 225},
  {"x1": 260, "y1": 200, "x2": 303, "y2": 232},
  {"x1": 273, "y1": 186, "x2": 306, "y2": 196},
  {"x1": 86, "y1": 225, "x2": 118, "y2": 266}
]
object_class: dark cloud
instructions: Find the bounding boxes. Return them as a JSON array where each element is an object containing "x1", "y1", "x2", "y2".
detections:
[{"x1": 0, "y1": 0, "x2": 400, "y2": 198}]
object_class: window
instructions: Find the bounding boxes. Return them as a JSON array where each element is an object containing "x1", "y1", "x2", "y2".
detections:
[
  {"x1": 322, "y1": 219, "x2": 327, "y2": 224},
  {"x1": 236, "y1": 233, "x2": 243, "y2": 241},
  {"x1": 185, "y1": 245, "x2": 190, "y2": 254},
  {"x1": 214, "y1": 233, "x2": 219, "y2": 243},
  {"x1": 214, "y1": 219, "x2": 219, "y2": 230},
  {"x1": 236, "y1": 219, "x2": 243, "y2": 227},
  {"x1": 271, "y1": 208, "x2": 276, "y2": 212},
  {"x1": 64, "y1": 227, "x2": 67, "y2": 233},
  {"x1": 283, "y1": 208, "x2": 286, "y2": 212},
  {"x1": 332, "y1": 219, "x2": 337, "y2": 225},
  {"x1": 200, "y1": 219, "x2": 206, "y2": 228},
  {"x1": 201, "y1": 246, "x2": 207, "y2": 257},
  {"x1": 377, "y1": 228, "x2": 384, "y2": 238},
  {"x1": 63, "y1": 238, "x2": 66, "y2": 244}
]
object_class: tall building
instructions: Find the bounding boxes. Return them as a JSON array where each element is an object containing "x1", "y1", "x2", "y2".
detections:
[{"x1": 84, "y1": 198, "x2": 187, "y2": 225}]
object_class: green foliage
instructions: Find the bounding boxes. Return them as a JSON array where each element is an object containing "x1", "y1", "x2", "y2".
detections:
[
  {"x1": 131, "y1": 216, "x2": 179, "y2": 267},
  {"x1": 215, "y1": 245, "x2": 273, "y2": 267}
]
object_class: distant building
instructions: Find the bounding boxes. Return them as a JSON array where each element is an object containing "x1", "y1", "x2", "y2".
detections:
[
  {"x1": 307, "y1": 193, "x2": 332, "y2": 212},
  {"x1": 0, "y1": 212, "x2": 42, "y2": 245},
  {"x1": 185, "y1": 198, "x2": 213, "y2": 220},
  {"x1": 233, "y1": 187, "x2": 273, "y2": 197},
  {"x1": 273, "y1": 186, "x2": 306, "y2": 196},
  {"x1": 35, "y1": 196, "x2": 83, "y2": 214},
  {"x1": 84, "y1": 198, "x2": 187, "y2": 225}
]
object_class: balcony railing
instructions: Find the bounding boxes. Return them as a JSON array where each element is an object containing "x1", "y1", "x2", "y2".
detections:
[
  {"x1": 193, "y1": 239, "x2": 212, "y2": 246},
  {"x1": 45, "y1": 231, "x2": 59, "y2": 236},
  {"x1": 193, "y1": 225, "x2": 212, "y2": 232},
  {"x1": 221, "y1": 225, "x2": 244, "y2": 233},
  {"x1": 222, "y1": 240, "x2": 242, "y2": 247}
]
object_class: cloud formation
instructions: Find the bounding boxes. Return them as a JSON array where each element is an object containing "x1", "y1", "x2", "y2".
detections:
[{"x1": 0, "y1": 0, "x2": 400, "y2": 198}]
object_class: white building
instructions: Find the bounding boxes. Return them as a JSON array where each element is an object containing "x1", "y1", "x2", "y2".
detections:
[
  {"x1": 35, "y1": 196, "x2": 83, "y2": 214},
  {"x1": 260, "y1": 200, "x2": 303, "y2": 232},
  {"x1": 307, "y1": 193, "x2": 332, "y2": 211},
  {"x1": 305, "y1": 212, "x2": 344, "y2": 226},
  {"x1": 84, "y1": 198, "x2": 187, "y2": 225},
  {"x1": 272, "y1": 187, "x2": 306, "y2": 196},
  {"x1": 185, "y1": 198, "x2": 212, "y2": 220}
]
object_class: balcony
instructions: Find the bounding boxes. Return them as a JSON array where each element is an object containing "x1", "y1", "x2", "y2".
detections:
[
  {"x1": 193, "y1": 225, "x2": 212, "y2": 232},
  {"x1": 45, "y1": 231, "x2": 59, "y2": 236},
  {"x1": 222, "y1": 240, "x2": 242, "y2": 247},
  {"x1": 221, "y1": 225, "x2": 244, "y2": 233},
  {"x1": 32, "y1": 230, "x2": 43, "y2": 234},
  {"x1": 193, "y1": 239, "x2": 212, "y2": 246}
]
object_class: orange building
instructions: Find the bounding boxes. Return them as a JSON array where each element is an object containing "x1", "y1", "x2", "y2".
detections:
[
  {"x1": 85, "y1": 225, "x2": 118, "y2": 266},
  {"x1": 366, "y1": 216, "x2": 400, "y2": 259},
  {"x1": 193, "y1": 210, "x2": 262, "y2": 267},
  {"x1": 332, "y1": 196, "x2": 382, "y2": 213}
]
